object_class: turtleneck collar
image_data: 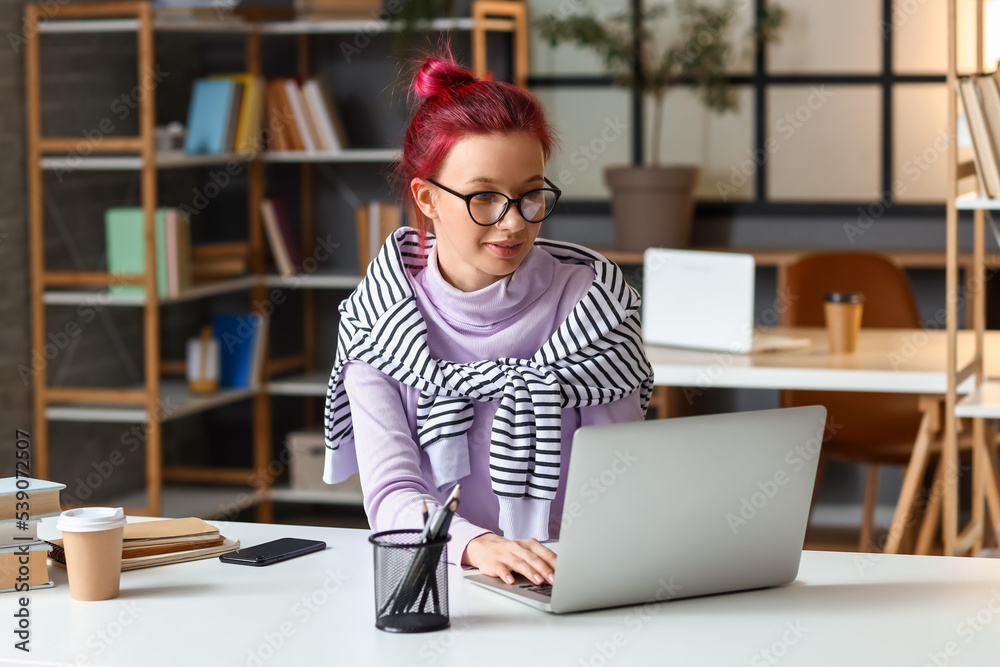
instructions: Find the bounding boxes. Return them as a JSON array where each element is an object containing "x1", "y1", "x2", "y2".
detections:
[{"x1": 416, "y1": 243, "x2": 556, "y2": 328}]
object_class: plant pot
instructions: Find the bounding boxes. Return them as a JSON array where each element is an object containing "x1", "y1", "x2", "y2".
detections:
[{"x1": 604, "y1": 165, "x2": 700, "y2": 252}]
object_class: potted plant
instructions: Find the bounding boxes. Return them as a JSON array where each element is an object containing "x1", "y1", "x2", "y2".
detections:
[{"x1": 537, "y1": 0, "x2": 786, "y2": 250}]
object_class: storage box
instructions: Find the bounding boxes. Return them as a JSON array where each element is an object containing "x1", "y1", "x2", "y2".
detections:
[{"x1": 287, "y1": 429, "x2": 364, "y2": 503}]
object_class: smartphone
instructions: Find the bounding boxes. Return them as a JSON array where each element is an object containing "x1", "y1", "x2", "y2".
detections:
[{"x1": 219, "y1": 538, "x2": 326, "y2": 566}]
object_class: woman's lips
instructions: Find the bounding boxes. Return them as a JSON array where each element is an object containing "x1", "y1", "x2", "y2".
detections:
[{"x1": 484, "y1": 241, "x2": 522, "y2": 259}]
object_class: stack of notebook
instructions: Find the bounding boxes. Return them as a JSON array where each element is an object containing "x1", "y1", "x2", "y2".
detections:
[
  {"x1": 0, "y1": 478, "x2": 65, "y2": 593},
  {"x1": 47, "y1": 517, "x2": 239, "y2": 572}
]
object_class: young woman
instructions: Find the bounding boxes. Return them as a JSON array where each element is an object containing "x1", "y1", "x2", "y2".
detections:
[{"x1": 324, "y1": 53, "x2": 653, "y2": 587}]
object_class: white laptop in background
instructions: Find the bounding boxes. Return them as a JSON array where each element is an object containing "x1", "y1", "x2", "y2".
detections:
[
  {"x1": 641, "y1": 248, "x2": 810, "y2": 353},
  {"x1": 464, "y1": 405, "x2": 827, "y2": 614}
]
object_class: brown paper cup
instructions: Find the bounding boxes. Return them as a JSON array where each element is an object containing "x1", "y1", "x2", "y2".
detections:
[
  {"x1": 824, "y1": 293, "x2": 864, "y2": 354},
  {"x1": 57, "y1": 508, "x2": 126, "y2": 601}
]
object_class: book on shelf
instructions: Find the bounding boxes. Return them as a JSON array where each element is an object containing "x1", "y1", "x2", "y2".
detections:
[
  {"x1": 210, "y1": 73, "x2": 265, "y2": 153},
  {"x1": 958, "y1": 75, "x2": 1000, "y2": 198},
  {"x1": 212, "y1": 313, "x2": 267, "y2": 388},
  {"x1": 105, "y1": 208, "x2": 194, "y2": 298},
  {"x1": 263, "y1": 78, "x2": 349, "y2": 152},
  {"x1": 302, "y1": 77, "x2": 349, "y2": 151},
  {"x1": 265, "y1": 79, "x2": 290, "y2": 152},
  {"x1": 974, "y1": 73, "x2": 1000, "y2": 193},
  {"x1": 190, "y1": 240, "x2": 249, "y2": 282},
  {"x1": 273, "y1": 79, "x2": 305, "y2": 151},
  {"x1": 0, "y1": 478, "x2": 64, "y2": 521},
  {"x1": 356, "y1": 202, "x2": 402, "y2": 274},
  {"x1": 191, "y1": 256, "x2": 249, "y2": 280},
  {"x1": 0, "y1": 542, "x2": 52, "y2": 593},
  {"x1": 285, "y1": 79, "x2": 318, "y2": 152},
  {"x1": 184, "y1": 78, "x2": 243, "y2": 155},
  {"x1": 47, "y1": 517, "x2": 240, "y2": 572},
  {"x1": 191, "y1": 241, "x2": 249, "y2": 260},
  {"x1": 261, "y1": 199, "x2": 302, "y2": 277}
]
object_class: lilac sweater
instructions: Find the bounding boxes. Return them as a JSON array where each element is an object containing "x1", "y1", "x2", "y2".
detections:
[{"x1": 342, "y1": 243, "x2": 644, "y2": 565}]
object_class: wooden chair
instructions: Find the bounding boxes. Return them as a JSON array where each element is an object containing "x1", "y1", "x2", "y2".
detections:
[{"x1": 783, "y1": 251, "x2": 930, "y2": 551}]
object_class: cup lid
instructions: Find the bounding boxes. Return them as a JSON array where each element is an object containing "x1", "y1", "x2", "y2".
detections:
[
  {"x1": 825, "y1": 292, "x2": 865, "y2": 304},
  {"x1": 56, "y1": 507, "x2": 127, "y2": 533}
]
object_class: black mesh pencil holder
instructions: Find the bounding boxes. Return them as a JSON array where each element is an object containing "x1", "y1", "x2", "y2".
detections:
[{"x1": 369, "y1": 529, "x2": 451, "y2": 633}]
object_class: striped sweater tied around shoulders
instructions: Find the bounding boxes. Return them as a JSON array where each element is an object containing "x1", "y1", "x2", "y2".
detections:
[{"x1": 324, "y1": 227, "x2": 653, "y2": 540}]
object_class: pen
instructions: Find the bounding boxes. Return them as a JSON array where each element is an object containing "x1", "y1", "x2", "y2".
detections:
[{"x1": 421, "y1": 501, "x2": 428, "y2": 527}]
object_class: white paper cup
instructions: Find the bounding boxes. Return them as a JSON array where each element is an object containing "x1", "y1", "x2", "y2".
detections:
[{"x1": 57, "y1": 508, "x2": 127, "y2": 601}]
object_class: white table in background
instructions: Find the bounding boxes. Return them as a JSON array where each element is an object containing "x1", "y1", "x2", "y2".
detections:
[
  {"x1": 646, "y1": 327, "x2": 1000, "y2": 556},
  {"x1": 3, "y1": 517, "x2": 1000, "y2": 667}
]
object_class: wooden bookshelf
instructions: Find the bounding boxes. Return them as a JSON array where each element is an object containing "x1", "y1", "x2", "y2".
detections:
[{"x1": 25, "y1": 0, "x2": 527, "y2": 519}]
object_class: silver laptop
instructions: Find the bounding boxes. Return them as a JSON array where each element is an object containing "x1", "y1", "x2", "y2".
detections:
[
  {"x1": 464, "y1": 405, "x2": 827, "y2": 614},
  {"x1": 642, "y1": 248, "x2": 809, "y2": 353}
]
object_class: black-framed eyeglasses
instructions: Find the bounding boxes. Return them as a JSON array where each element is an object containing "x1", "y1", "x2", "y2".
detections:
[{"x1": 426, "y1": 177, "x2": 562, "y2": 226}]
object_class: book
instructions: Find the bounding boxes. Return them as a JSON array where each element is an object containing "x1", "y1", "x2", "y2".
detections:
[
  {"x1": 191, "y1": 241, "x2": 249, "y2": 260},
  {"x1": 121, "y1": 517, "x2": 220, "y2": 546},
  {"x1": 264, "y1": 79, "x2": 288, "y2": 151},
  {"x1": 975, "y1": 74, "x2": 1000, "y2": 193},
  {"x1": 273, "y1": 200, "x2": 302, "y2": 269},
  {"x1": 176, "y1": 209, "x2": 194, "y2": 293},
  {"x1": 0, "y1": 518, "x2": 38, "y2": 546},
  {"x1": 302, "y1": 78, "x2": 349, "y2": 151},
  {"x1": 104, "y1": 207, "x2": 170, "y2": 298},
  {"x1": 192, "y1": 256, "x2": 248, "y2": 279},
  {"x1": 165, "y1": 208, "x2": 179, "y2": 297},
  {"x1": 47, "y1": 517, "x2": 225, "y2": 563},
  {"x1": 212, "y1": 314, "x2": 262, "y2": 388},
  {"x1": 249, "y1": 311, "x2": 268, "y2": 390},
  {"x1": 285, "y1": 79, "x2": 318, "y2": 152},
  {"x1": 223, "y1": 82, "x2": 244, "y2": 156},
  {"x1": 298, "y1": 84, "x2": 326, "y2": 151},
  {"x1": 0, "y1": 542, "x2": 51, "y2": 593},
  {"x1": 958, "y1": 77, "x2": 1000, "y2": 197},
  {"x1": 356, "y1": 202, "x2": 401, "y2": 274},
  {"x1": 184, "y1": 78, "x2": 240, "y2": 155},
  {"x1": 261, "y1": 199, "x2": 294, "y2": 276},
  {"x1": 49, "y1": 538, "x2": 240, "y2": 572},
  {"x1": 0, "y1": 478, "x2": 65, "y2": 519},
  {"x1": 275, "y1": 79, "x2": 305, "y2": 151},
  {"x1": 211, "y1": 73, "x2": 264, "y2": 153}
]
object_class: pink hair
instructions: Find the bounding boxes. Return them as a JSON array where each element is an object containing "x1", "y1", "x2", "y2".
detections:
[{"x1": 394, "y1": 48, "x2": 557, "y2": 250}]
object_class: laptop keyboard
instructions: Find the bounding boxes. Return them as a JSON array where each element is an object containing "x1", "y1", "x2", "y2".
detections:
[{"x1": 517, "y1": 582, "x2": 553, "y2": 597}]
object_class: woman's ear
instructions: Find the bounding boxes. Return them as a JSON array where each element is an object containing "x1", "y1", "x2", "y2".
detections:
[{"x1": 410, "y1": 178, "x2": 438, "y2": 222}]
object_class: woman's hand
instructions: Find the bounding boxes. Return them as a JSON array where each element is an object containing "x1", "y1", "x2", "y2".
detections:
[{"x1": 464, "y1": 533, "x2": 556, "y2": 586}]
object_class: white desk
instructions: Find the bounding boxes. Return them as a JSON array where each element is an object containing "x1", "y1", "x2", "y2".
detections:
[
  {"x1": 646, "y1": 327, "x2": 1000, "y2": 394},
  {"x1": 5, "y1": 517, "x2": 1000, "y2": 667}
]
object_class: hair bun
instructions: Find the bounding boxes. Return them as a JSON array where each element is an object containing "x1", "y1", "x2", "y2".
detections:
[{"x1": 413, "y1": 56, "x2": 477, "y2": 100}]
